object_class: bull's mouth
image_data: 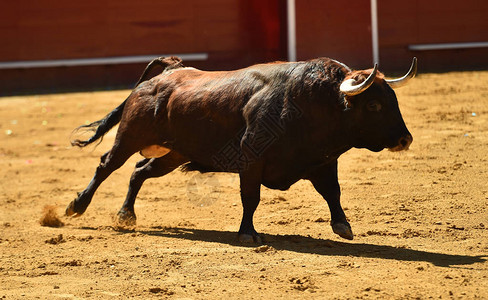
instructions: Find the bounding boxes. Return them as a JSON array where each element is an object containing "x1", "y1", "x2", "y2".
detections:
[
  {"x1": 388, "y1": 145, "x2": 409, "y2": 152},
  {"x1": 388, "y1": 135, "x2": 413, "y2": 152},
  {"x1": 359, "y1": 134, "x2": 413, "y2": 152}
]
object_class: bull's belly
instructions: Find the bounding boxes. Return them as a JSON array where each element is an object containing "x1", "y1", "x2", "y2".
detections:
[
  {"x1": 260, "y1": 158, "x2": 325, "y2": 191},
  {"x1": 261, "y1": 167, "x2": 303, "y2": 191},
  {"x1": 169, "y1": 128, "x2": 244, "y2": 170},
  {"x1": 261, "y1": 179, "x2": 296, "y2": 191}
]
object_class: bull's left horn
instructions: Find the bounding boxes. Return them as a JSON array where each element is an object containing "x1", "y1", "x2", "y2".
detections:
[
  {"x1": 386, "y1": 57, "x2": 417, "y2": 88},
  {"x1": 340, "y1": 64, "x2": 378, "y2": 96}
]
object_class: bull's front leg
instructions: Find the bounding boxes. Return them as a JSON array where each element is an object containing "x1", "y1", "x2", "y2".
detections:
[
  {"x1": 308, "y1": 160, "x2": 353, "y2": 240},
  {"x1": 237, "y1": 162, "x2": 264, "y2": 244}
]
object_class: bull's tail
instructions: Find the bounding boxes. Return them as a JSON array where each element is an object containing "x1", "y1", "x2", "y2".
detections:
[
  {"x1": 70, "y1": 56, "x2": 184, "y2": 148},
  {"x1": 70, "y1": 100, "x2": 126, "y2": 147}
]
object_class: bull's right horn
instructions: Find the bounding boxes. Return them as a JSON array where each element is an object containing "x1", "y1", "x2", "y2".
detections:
[
  {"x1": 386, "y1": 57, "x2": 417, "y2": 88},
  {"x1": 340, "y1": 64, "x2": 378, "y2": 96}
]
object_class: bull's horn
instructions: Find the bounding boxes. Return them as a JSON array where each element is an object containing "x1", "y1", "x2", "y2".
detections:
[
  {"x1": 386, "y1": 57, "x2": 417, "y2": 88},
  {"x1": 340, "y1": 64, "x2": 378, "y2": 96}
]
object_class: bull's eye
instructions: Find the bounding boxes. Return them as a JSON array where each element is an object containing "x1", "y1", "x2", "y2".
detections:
[{"x1": 367, "y1": 101, "x2": 382, "y2": 112}]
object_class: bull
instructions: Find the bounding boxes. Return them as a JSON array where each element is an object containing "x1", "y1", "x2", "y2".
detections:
[{"x1": 66, "y1": 56, "x2": 417, "y2": 243}]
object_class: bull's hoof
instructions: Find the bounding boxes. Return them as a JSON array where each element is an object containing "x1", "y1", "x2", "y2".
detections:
[
  {"x1": 332, "y1": 221, "x2": 354, "y2": 240},
  {"x1": 65, "y1": 195, "x2": 89, "y2": 217},
  {"x1": 238, "y1": 233, "x2": 263, "y2": 244},
  {"x1": 116, "y1": 209, "x2": 137, "y2": 226},
  {"x1": 65, "y1": 200, "x2": 83, "y2": 217}
]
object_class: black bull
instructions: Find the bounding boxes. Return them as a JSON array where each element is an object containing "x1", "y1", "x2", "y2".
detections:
[{"x1": 66, "y1": 56, "x2": 417, "y2": 243}]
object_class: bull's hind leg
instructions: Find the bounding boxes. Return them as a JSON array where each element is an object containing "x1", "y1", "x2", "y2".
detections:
[
  {"x1": 66, "y1": 142, "x2": 137, "y2": 217},
  {"x1": 117, "y1": 151, "x2": 188, "y2": 225}
]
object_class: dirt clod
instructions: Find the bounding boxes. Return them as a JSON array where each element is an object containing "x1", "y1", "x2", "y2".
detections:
[
  {"x1": 45, "y1": 234, "x2": 65, "y2": 245},
  {"x1": 253, "y1": 245, "x2": 275, "y2": 253},
  {"x1": 148, "y1": 287, "x2": 174, "y2": 295}
]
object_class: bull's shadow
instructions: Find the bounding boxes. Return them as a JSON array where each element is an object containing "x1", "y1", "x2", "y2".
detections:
[{"x1": 131, "y1": 227, "x2": 486, "y2": 268}]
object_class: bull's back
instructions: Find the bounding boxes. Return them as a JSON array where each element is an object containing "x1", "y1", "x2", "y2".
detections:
[{"x1": 159, "y1": 66, "x2": 280, "y2": 167}]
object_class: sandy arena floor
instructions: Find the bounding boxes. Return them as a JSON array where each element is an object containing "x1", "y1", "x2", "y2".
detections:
[{"x1": 1, "y1": 70, "x2": 487, "y2": 299}]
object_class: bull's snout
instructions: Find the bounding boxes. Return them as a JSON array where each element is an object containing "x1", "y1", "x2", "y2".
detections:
[{"x1": 389, "y1": 134, "x2": 413, "y2": 152}]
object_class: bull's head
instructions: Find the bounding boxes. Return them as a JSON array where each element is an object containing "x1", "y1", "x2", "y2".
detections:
[{"x1": 339, "y1": 58, "x2": 417, "y2": 152}]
